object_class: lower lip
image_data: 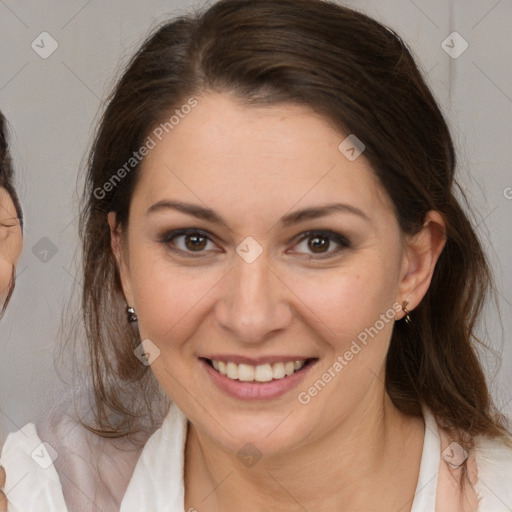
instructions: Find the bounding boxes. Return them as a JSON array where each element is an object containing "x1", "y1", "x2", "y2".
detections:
[{"x1": 200, "y1": 359, "x2": 317, "y2": 400}]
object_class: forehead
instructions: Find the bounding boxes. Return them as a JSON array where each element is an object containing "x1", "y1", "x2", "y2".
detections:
[{"x1": 133, "y1": 93, "x2": 393, "y2": 223}]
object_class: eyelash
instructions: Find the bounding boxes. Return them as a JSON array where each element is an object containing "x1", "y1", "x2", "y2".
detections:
[
  {"x1": 0, "y1": 220, "x2": 18, "y2": 229},
  {"x1": 159, "y1": 228, "x2": 351, "y2": 259}
]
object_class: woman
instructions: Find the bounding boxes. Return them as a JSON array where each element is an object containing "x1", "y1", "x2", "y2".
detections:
[
  {"x1": 0, "y1": 112, "x2": 22, "y2": 317},
  {"x1": 1, "y1": 0, "x2": 511, "y2": 510},
  {"x1": 0, "y1": 110, "x2": 23, "y2": 511}
]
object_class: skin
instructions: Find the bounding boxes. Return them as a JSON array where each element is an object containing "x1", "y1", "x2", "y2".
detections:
[
  {"x1": 110, "y1": 92, "x2": 446, "y2": 511},
  {"x1": 0, "y1": 187, "x2": 22, "y2": 305},
  {"x1": 0, "y1": 187, "x2": 22, "y2": 511},
  {"x1": 0, "y1": 467, "x2": 5, "y2": 512}
]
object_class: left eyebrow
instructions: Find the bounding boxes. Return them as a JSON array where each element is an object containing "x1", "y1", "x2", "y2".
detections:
[{"x1": 279, "y1": 203, "x2": 371, "y2": 227}]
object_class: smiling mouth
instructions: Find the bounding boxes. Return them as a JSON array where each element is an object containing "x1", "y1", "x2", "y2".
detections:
[{"x1": 202, "y1": 358, "x2": 316, "y2": 383}]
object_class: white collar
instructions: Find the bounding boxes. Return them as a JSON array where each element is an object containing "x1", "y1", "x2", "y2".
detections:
[
  {"x1": 121, "y1": 403, "x2": 188, "y2": 511},
  {"x1": 410, "y1": 406, "x2": 440, "y2": 511},
  {"x1": 120, "y1": 403, "x2": 440, "y2": 511}
]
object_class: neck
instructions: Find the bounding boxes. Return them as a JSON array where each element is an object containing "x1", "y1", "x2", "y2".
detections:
[{"x1": 184, "y1": 389, "x2": 424, "y2": 512}]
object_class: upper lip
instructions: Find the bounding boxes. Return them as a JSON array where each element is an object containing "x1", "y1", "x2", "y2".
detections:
[{"x1": 201, "y1": 355, "x2": 317, "y2": 365}]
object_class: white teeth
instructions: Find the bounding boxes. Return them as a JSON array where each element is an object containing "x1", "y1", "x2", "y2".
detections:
[
  {"x1": 210, "y1": 359, "x2": 308, "y2": 382},
  {"x1": 285, "y1": 361, "x2": 295, "y2": 376},
  {"x1": 238, "y1": 363, "x2": 255, "y2": 382},
  {"x1": 272, "y1": 362, "x2": 286, "y2": 379},
  {"x1": 254, "y1": 364, "x2": 273, "y2": 382},
  {"x1": 226, "y1": 362, "x2": 239, "y2": 379}
]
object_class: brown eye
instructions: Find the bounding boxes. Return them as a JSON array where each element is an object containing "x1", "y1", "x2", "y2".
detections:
[
  {"x1": 161, "y1": 229, "x2": 218, "y2": 256},
  {"x1": 184, "y1": 233, "x2": 207, "y2": 251},
  {"x1": 292, "y1": 230, "x2": 350, "y2": 258},
  {"x1": 308, "y1": 235, "x2": 331, "y2": 253}
]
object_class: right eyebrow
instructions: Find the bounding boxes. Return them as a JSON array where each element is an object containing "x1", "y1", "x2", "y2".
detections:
[{"x1": 146, "y1": 200, "x2": 227, "y2": 225}]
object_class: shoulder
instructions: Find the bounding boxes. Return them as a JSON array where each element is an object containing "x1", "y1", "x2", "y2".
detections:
[
  {"x1": 0, "y1": 423, "x2": 67, "y2": 511},
  {"x1": 472, "y1": 434, "x2": 512, "y2": 510},
  {"x1": 423, "y1": 405, "x2": 512, "y2": 510},
  {"x1": 1, "y1": 392, "x2": 156, "y2": 512},
  {"x1": 120, "y1": 402, "x2": 188, "y2": 511},
  {"x1": 35, "y1": 393, "x2": 153, "y2": 512}
]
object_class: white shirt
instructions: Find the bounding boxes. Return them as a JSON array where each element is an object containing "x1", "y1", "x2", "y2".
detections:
[{"x1": 1, "y1": 402, "x2": 511, "y2": 511}]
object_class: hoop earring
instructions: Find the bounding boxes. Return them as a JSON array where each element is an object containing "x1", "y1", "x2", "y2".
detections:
[
  {"x1": 401, "y1": 300, "x2": 412, "y2": 324},
  {"x1": 127, "y1": 306, "x2": 138, "y2": 323}
]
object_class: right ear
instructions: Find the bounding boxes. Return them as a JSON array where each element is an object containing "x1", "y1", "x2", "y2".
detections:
[{"x1": 108, "y1": 212, "x2": 134, "y2": 305}]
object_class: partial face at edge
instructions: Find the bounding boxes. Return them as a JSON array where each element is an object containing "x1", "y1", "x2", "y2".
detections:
[
  {"x1": 110, "y1": 92, "x2": 445, "y2": 456},
  {"x1": 0, "y1": 187, "x2": 22, "y2": 306}
]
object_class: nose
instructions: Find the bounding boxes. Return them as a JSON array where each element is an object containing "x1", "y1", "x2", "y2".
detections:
[{"x1": 214, "y1": 251, "x2": 293, "y2": 344}]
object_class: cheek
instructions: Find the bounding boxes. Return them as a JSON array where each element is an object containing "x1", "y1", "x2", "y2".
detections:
[
  {"x1": 290, "y1": 267, "x2": 399, "y2": 412},
  {"x1": 0, "y1": 234, "x2": 20, "y2": 299},
  {"x1": 129, "y1": 249, "x2": 221, "y2": 347},
  {"x1": 0, "y1": 259, "x2": 13, "y2": 299},
  {"x1": 0, "y1": 230, "x2": 22, "y2": 262},
  {"x1": 290, "y1": 259, "x2": 400, "y2": 348}
]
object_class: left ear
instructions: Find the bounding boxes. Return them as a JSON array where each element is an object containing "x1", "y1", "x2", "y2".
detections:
[{"x1": 396, "y1": 210, "x2": 447, "y2": 318}]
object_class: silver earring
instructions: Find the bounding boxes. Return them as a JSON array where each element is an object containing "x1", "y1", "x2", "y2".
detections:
[{"x1": 127, "y1": 306, "x2": 138, "y2": 323}]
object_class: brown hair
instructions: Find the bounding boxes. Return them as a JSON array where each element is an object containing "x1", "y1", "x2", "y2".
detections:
[
  {"x1": 80, "y1": 0, "x2": 510, "y2": 441},
  {"x1": 0, "y1": 110, "x2": 22, "y2": 316}
]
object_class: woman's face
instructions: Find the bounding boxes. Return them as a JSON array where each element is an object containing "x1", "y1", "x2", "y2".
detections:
[
  {"x1": 112, "y1": 92, "x2": 437, "y2": 457},
  {"x1": 0, "y1": 187, "x2": 22, "y2": 305}
]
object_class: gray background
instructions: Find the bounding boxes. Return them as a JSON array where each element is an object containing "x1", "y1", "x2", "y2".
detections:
[{"x1": 0, "y1": 0, "x2": 511, "y2": 436}]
